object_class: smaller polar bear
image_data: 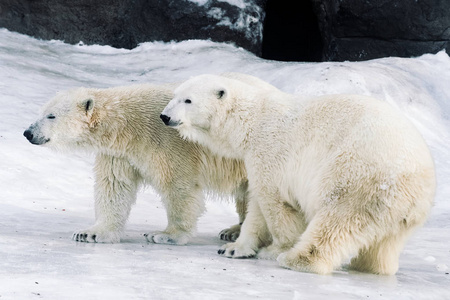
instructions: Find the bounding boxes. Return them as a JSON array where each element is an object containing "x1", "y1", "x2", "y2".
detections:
[
  {"x1": 23, "y1": 73, "x2": 280, "y2": 244},
  {"x1": 161, "y1": 74, "x2": 436, "y2": 275}
]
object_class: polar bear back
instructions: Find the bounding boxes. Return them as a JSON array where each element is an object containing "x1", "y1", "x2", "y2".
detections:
[{"x1": 253, "y1": 93, "x2": 435, "y2": 222}]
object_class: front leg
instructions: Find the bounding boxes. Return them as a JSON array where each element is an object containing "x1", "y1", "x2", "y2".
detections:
[
  {"x1": 252, "y1": 186, "x2": 307, "y2": 259},
  {"x1": 218, "y1": 196, "x2": 271, "y2": 258},
  {"x1": 73, "y1": 154, "x2": 141, "y2": 243}
]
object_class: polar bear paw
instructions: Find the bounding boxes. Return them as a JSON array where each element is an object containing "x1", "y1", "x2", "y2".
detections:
[
  {"x1": 73, "y1": 226, "x2": 121, "y2": 243},
  {"x1": 217, "y1": 242, "x2": 257, "y2": 258},
  {"x1": 145, "y1": 231, "x2": 190, "y2": 245},
  {"x1": 277, "y1": 250, "x2": 332, "y2": 275},
  {"x1": 219, "y1": 223, "x2": 241, "y2": 242}
]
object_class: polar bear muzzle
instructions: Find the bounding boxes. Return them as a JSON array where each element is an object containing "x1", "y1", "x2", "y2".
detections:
[
  {"x1": 23, "y1": 125, "x2": 49, "y2": 145},
  {"x1": 160, "y1": 114, "x2": 181, "y2": 127}
]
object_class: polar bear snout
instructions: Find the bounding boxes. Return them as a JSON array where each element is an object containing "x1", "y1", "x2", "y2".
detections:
[
  {"x1": 23, "y1": 129, "x2": 33, "y2": 141},
  {"x1": 160, "y1": 114, "x2": 171, "y2": 126},
  {"x1": 160, "y1": 114, "x2": 181, "y2": 127},
  {"x1": 23, "y1": 126, "x2": 49, "y2": 145}
]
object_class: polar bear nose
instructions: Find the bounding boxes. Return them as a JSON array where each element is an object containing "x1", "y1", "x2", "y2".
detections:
[
  {"x1": 23, "y1": 129, "x2": 33, "y2": 141},
  {"x1": 160, "y1": 114, "x2": 171, "y2": 126}
]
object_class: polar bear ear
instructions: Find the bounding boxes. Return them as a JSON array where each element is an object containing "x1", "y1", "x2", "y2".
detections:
[
  {"x1": 216, "y1": 89, "x2": 227, "y2": 100},
  {"x1": 81, "y1": 98, "x2": 100, "y2": 128}
]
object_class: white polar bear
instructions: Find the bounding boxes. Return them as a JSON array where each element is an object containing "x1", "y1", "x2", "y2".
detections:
[
  {"x1": 161, "y1": 74, "x2": 436, "y2": 275},
  {"x1": 23, "y1": 73, "x2": 280, "y2": 244}
]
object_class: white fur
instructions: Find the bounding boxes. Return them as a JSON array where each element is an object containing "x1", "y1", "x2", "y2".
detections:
[
  {"x1": 162, "y1": 74, "x2": 436, "y2": 275},
  {"x1": 25, "y1": 73, "x2": 273, "y2": 244}
]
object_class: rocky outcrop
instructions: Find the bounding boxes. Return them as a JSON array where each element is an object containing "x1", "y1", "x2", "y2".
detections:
[
  {"x1": 0, "y1": 0, "x2": 266, "y2": 55},
  {"x1": 312, "y1": 0, "x2": 450, "y2": 61},
  {"x1": 1, "y1": 0, "x2": 449, "y2": 61}
]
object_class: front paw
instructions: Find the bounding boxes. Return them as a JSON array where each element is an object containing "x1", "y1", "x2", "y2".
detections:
[
  {"x1": 277, "y1": 250, "x2": 332, "y2": 275},
  {"x1": 73, "y1": 227, "x2": 121, "y2": 243},
  {"x1": 219, "y1": 223, "x2": 241, "y2": 242},
  {"x1": 217, "y1": 242, "x2": 257, "y2": 258},
  {"x1": 145, "y1": 231, "x2": 190, "y2": 245}
]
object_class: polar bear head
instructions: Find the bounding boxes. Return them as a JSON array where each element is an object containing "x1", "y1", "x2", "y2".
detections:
[
  {"x1": 161, "y1": 75, "x2": 228, "y2": 127},
  {"x1": 161, "y1": 74, "x2": 251, "y2": 159},
  {"x1": 23, "y1": 88, "x2": 100, "y2": 151}
]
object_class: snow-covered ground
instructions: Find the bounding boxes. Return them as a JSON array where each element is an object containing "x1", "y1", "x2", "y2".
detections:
[{"x1": 0, "y1": 29, "x2": 449, "y2": 299}]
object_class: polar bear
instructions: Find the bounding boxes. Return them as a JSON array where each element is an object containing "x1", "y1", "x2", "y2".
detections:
[
  {"x1": 160, "y1": 74, "x2": 436, "y2": 275},
  {"x1": 23, "y1": 73, "x2": 279, "y2": 244}
]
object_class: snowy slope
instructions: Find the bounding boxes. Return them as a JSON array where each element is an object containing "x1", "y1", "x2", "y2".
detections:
[{"x1": 0, "y1": 29, "x2": 449, "y2": 299}]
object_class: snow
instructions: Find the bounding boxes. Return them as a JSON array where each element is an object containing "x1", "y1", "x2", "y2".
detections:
[
  {"x1": 1, "y1": 28, "x2": 449, "y2": 299},
  {"x1": 188, "y1": 0, "x2": 210, "y2": 6},
  {"x1": 217, "y1": 0, "x2": 247, "y2": 9},
  {"x1": 189, "y1": 0, "x2": 248, "y2": 9}
]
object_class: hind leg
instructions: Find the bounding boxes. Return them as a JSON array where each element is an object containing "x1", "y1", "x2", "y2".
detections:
[
  {"x1": 349, "y1": 226, "x2": 416, "y2": 275},
  {"x1": 219, "y1": 181, "x2": 249, "y2": 242},
  {"x1": 146, "y1": 181, "x2": 205, "y2": 245}
]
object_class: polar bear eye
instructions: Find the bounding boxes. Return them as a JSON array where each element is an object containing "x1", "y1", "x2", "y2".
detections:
[
  {"x1": 185, "y1": 99, "x2": 192, "y2": 104},
  {"x1": 47, "y1": 114, "x2": 56, "y2": 119}
]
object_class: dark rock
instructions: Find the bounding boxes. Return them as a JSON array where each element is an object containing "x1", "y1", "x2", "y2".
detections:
[
  {"x1": 312, "y1": 0, "x2": 450, "y2": 61},
  {"x1": 0, "y1": 0, "x2": 267, "y2": 55},
  {"x1": 1, "y1": 0, "x2": 449, "y2": 61}
]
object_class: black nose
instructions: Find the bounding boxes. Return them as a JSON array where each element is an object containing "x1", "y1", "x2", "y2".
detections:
[
  {"x1": 160, "y1": 114, "x2": 171, "y2": 126},
  {"x1": 23, "y1": 129, "x2": 33, "y2": 141}
]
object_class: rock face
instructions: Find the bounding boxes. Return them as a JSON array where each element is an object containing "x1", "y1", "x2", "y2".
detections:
[
  {"x1": 0, "y1": 0, "x2": 266, "y2": 55},
  {"x1": 312, "y1": 0, "x2": 450, "y2": 61},
  {"x1": 1, "y1": 0, "x2": 449, "y2": 61}
]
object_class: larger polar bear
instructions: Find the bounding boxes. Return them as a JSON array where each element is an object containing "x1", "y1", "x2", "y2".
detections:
[
  {"x1": 160, "y1": 74, "x2": 436, "y2": 275},
  {"x1": 23, "y1": 73, "x2": 280, "y2": 244}
]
